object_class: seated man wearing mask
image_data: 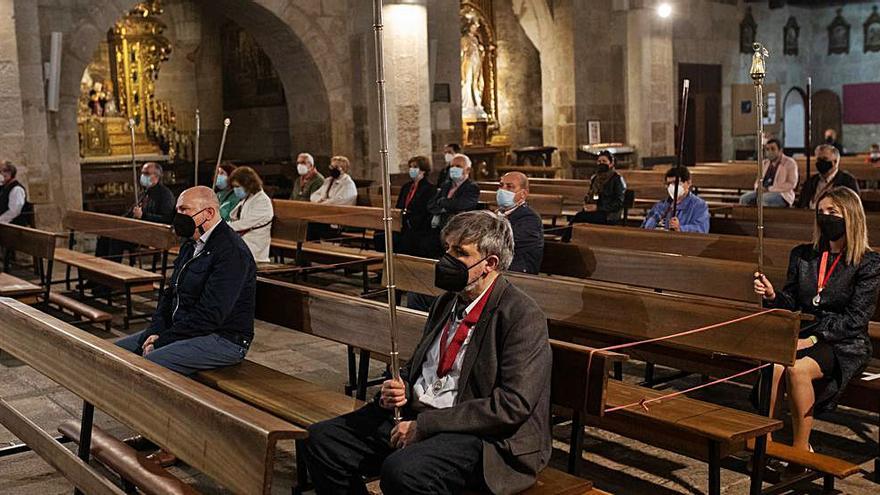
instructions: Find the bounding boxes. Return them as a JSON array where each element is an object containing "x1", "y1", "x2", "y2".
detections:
[
  {"x1": 116, "y1": 186, "x2": 256, "y2": 375},
  {"x1": 641, "y1": 166, "x2": 710, "y2": 233},
  {"x1": 497, "y1": 171, "x2": 544, "y2": 274},
  {"x1": 427, "y1": 154, "x2": 480, "y2": 254},
  {"x1": 291, "y1": 152, "x2": 324, "y2": 202},
  {"x1": 306, "y1": 210, "x2": 552, "y2": 495},
  {"x1": 437, "y1": 142, "x2": 461, "y2": 186},
  {"x1": 739, "y1": 138, "x2": 798, "y2": 207},
  {"x1": 572, "y1": 150, "x2": 626, "y2": 225},
  {"x1": 796, "y1": 144, "x2": 859, "y2": 209}
]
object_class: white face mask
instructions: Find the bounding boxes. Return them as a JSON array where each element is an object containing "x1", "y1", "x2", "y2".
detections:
[
  {"x1": 444, "y1": 153, "x2": 454, "y2": 164},
  {"x1": 297, "y1": 164, "x2": 309, "y2": 176},
  {"x1": 667, "y1": 183, "x2": 687, "y2": 200}
]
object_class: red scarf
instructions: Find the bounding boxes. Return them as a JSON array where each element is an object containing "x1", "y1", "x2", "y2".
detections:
[{"x1": 436, "y1": 279, "x2": 497, "y2": 377}]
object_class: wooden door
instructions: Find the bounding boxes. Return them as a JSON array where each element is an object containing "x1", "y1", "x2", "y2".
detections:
[
  {"x1": 679, "y1": 64, "x2": 722, "y2": 165},
  {"x1": 811, "y1": 90, "x2": 842, "y2": 149}
]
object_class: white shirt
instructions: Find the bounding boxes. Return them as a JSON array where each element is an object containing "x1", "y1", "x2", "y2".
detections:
[
  {"x1": 0, "y1": 185, "x2": 25, "y2": 224},
  {"x1": 310, "y1": 173, "x2": 357, "y2": 206},
  {"x1": 413, "y1": 282, "x2": 493, "y2": 409},
  {"x1": 193, "y1": 219, "x2": 221, "y2": 257}
]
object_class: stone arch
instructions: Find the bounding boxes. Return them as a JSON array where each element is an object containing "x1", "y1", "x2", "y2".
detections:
[{"x1": 54, "y1": 0, "x2": 352, "y2": 211}]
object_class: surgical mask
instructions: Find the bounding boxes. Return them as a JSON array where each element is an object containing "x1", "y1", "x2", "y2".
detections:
[
  {"x1": 233, "y1": 186, "x2": 247, "y2": 199},
  {"x1": 870, "y1": 152, "x2": 880, "y2": 161},
  {"x1": 596, "y1": 163, "x2": 610, "y2": 173},
  {"x1": 409, "y1": 167, "x2": 421, "y2": 180},
  {"x1": 297, "y1": 164, "x2": 309, "y2": 176},
  {"x1": 667, "y1": 183, "x2": 687, "y2": 200},
  {"x1": 444, "y1": 153, "x2": 454, "y2": 164},
  {"x1": 816, "y1": 158, "x2": 834, "y2": 175},
  {"x1": 215, "y1": 174, "x2": 228, "y2": 190},
  {"x1": 329, "y1": 168, "x2": 342, "y2": 179},
  {"x1": 496, "y1": 188, "x2": 516, "y2": 209},
  {"x1": 434, "y1": 253, "x2": 488, "y2": 293},
  {"x1": 448, "y1": 166, "x2": 464, "y2": 181},
  {"x1": 817, "y1": 213, "x2": 846, "y2": 241},
  {"x1": 139, "y1": 174, "x2": 152, "y2": 188},
  {"x1": 172, "y1": 208, "x2": 209, "y2": 238}
]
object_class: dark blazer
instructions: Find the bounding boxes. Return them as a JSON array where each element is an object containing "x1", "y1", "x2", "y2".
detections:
[
  {"x1": 588, "y1": 172, "x2": 626, "y2": 224},
  {"x1": 148, "y1": 221, "x2": 257, "y2": 349},
  {"x1": 795, "y1": 170, "x2": 859, "y2": 209},
  {"x1": 140, "y1": 183, "x2": 176, "y2": 224},
  {"x1": 427, "y1": 179, "x2": 480, "y2": 230},
  {"x1": 400, "y1": 276, "x2": 552, "y2": 494},
  {"x1": 506, "y1": 204, "x2": 544, "y2": 274},
  {"x1": 766, "y1": 244, "x2": 880, "y2": 413},
  {"x1": 396, "y1": 178, "x2": 436, "y2": 256}
]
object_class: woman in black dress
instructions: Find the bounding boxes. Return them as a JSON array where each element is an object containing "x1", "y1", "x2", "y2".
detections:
[{"x1": 754, "y1": 186, "x2": 880, "y2": 454}]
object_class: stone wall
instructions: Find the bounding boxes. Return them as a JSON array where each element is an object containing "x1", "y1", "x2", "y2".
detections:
[
  {"x1": 495, "y1": 0, "x2": 542, "y2": 149},
  {"x1": 427, "y1": 0, "x2": 463, "y2": 172}
]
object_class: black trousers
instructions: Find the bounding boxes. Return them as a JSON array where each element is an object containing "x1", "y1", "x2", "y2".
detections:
[{"x1": 305, "y1": 402, "x2": 485, "y2": 494}]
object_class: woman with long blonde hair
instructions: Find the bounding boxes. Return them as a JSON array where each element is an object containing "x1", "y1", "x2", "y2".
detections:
[{"x1": 754, "y1": 186, "x2": 880, "y2": 461}]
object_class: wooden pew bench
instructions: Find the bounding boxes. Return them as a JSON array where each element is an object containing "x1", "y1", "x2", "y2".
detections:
[
  {"x1": 0, "y1": 298, "x2": 304, "y2": 495},
  {"x1": 197, "y1": 279, "x2": 621, "y2": 494},
  {"x1": 0, "y1": 272, "x2": 43, "y2": 303}
]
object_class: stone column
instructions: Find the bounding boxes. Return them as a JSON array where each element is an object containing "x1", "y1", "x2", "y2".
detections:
[
  {"x1": 625, "y1": 4, "x2": 675, "y2": 159},
  {"x1": 382, "y1": 0, "x2": 432, "y2": 173},
  {"x1": 0, "y1": 0, "x2": 26, "y2": 174}
]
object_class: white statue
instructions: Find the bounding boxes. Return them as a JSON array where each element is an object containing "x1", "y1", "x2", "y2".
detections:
[{"x1": 461, "y1": 15, "x2": 487, "y2": 119}]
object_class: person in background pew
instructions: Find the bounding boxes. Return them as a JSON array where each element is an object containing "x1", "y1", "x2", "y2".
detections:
[
  {"x1": 0, "y1": 161, "x2": 30, "y2": 226},
  {"x1": 497, "y1": 171, "x2": 544, "y2": 274},
  {"x1": 739, "y1": 139, "x2": 798, "y2": 207},
  {"x1": 437, "y1": 142, "x2": 461, "y2": 186},
  {"x1": 641, "y1": 166, "x2": 710, "y2": 233},
  {"x1": 228, "y1": 166, "x2": 274, "y2": 263},
  {"x1": 94, "y1": 162, "x2": 176, "y2": 263},
  {"x1": 823, "y1": 128, "x2": 844, "y2": 155},
  {"x1": 867, "y1": 143, "x2": 880, "y2": 165},
  {"x1": 116, "y1": 186, "x2": 256, "y2": 465},
  {"x1": 306, "y1": 210, "x2": 551, "y2": 494},
  {"x1": 427, "y1": 153, "x2": 480, "y2": 256},
  {"x1": 310, "y1": 155, "x2": 357, "y2": 206},
  {"x1": 572, "y1": 150, "x2": 626, "y2": 225},
  {"x1": 291, "y1": 152, "x2": 324, "y2": 201},
  {"x1": 796, "y1": 144, "x2": 859, "y2": 210},
  {"x1": 397, "y1": 155, "x2": 436, "y2": 256},
  {"x1": 214, "y1": 162, "x2": 239, "y2": 221},
  {"x1": 754, "y1": 187, "x2": 880, "y2": 461}
]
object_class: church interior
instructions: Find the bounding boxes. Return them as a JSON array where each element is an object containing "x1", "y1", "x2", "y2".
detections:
[{"x1": 2, "y1": 0, "x2": 880, "y2": 494}]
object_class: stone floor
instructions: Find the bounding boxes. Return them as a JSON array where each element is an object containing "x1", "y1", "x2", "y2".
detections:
[{"x1": 0, "y1": 264, "x2": 878, "y2": 494}]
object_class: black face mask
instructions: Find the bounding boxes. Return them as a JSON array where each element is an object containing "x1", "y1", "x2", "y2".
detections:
[
  {"x1": 596, "y1": 163, "x2": 610, "y2": 173},
  {"x1": 817, "y1": 213, "x2": 846, "y2": 242},
  {"x1": 816, "y1": 158, "x2": 834, "y2": 175},
  {"x1": 172, "y1": 208, "x2": 209, "y2": 239},
  {"x1": 329, "y1": 168, "x2": 341, "y2": 179},
  {"x1": 825, "y1": 136, "x2": 835, "y2": 144},
  {"x1": 434, "y1": 253, "x2": 488, "y2": 293}
]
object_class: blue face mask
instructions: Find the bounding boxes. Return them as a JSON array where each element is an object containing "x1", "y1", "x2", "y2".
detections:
[
  {"x1": 215, "y1": 174, "x2": 228, "y2": 190},
  {"x1": 448, "y1": 166, "x2": 464, "y2": 181},
  {"x1": 496, "y1": 188, "x2": 516, "y2": 209},
  {"x1": 409, "y1": 167, "x2": 421, "y2": 180},
  {"x1": 139, "y1": 174, "x2": 152, "y2": 188},
  {"x1": 233, "y1": 186, "x2": 247, "y2": 199}
]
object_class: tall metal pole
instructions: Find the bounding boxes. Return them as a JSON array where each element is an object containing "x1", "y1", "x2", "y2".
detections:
[
  {"x1": 805, "y1": 77, "x2": 812, "y2": 180},
  {"x1": 194, "y1": 109, "x2": 201, "y2": 186},
  {"x1": 372, "y1": 0, "x2": 402, "y2": 423},
  {"x1": 211, "y1": 118, "x2": 231, "y2": 192},
  {"x1": 128, "y1": 118, "x2": 139, "y2": 201},
  {"x1": 750, "y1": 42, "x2": 769, "y2": 276},
  {"x1": 672, "y1": 79, "x2": 690, "y2": 220}
]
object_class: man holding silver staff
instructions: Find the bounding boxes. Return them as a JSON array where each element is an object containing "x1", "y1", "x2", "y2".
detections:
[{"x1": 305, "y1": 210, "x2": 552, "y2": 495}]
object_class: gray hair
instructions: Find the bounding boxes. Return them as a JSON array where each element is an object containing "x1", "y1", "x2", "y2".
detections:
[
  {"x1": 441, "y1": 210, "x2": 515, "y2": 271},
  {"x1": 1, "y1": 161, "x2": 17, "y2": 178},
  {"x1": 815, "y1": 144, "x2": 840, "y2": 162},
  {"x1": 451, "y1": 153, "x2": 472, "y2": 168},
  {"x1": 298, "y1": 152, "x2": 315, "y2": 166},
  {"x1": 144, "y1": 161, "x2": 163, "y2": 177}
]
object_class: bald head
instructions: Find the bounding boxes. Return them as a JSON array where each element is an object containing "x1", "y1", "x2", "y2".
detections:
[
  {"x1": 498, "y1": 171, "x2": 530, "y2": 207},
  {"x1": 176, "y1": 186, "x2": 221, "y2": 240}
]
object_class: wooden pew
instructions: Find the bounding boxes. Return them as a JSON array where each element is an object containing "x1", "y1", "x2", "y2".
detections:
[
  {"x1": 710, "y1": 205, "x2": 880, "y2": 242},
  {"x1": 0, "y1": 298, "x2": 304, "y2": 495},
  {"x1": 57, "y1": 210, "x2": 178, "y2": 328},
  {"x1": 196, "y1": 278, "x2": 619, "y2": 493}
]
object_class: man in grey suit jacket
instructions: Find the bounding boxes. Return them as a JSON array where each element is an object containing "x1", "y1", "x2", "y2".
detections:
[{"x1": 305, "y1": 211, "x2": 552, "y2": 494}]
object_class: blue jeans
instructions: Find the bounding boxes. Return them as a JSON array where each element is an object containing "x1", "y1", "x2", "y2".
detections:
[
  {"x1": 115, "y1": 331, "x2": 248, "y2": 375},
  {"x1": 739, "y1": 191, "x2": 790, "y2": 207}
]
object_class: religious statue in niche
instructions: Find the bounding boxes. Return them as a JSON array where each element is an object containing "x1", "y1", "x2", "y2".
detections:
[
  {"x1": 220, "y1": 21, "x2": 285, "y2": 110},
  {"x1": 740, "y1": 7, "x2": 757, "y2": 54},
  {"x1": 784, "y1": 16, "x2": 799, "y2": 56},
  {"x1": 461, "y1": 10, "x2": 488, "y2": 120},
  {"x1": 828, "y1": 9, "x2": 851, "y2": 55},
  {"x1": 864, "y1": 6, "x2": 880, "y2": 53}
]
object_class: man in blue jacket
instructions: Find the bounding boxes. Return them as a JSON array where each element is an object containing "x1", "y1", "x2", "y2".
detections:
[
  {"x1": 641, "y1": 166, "x2": 710, "y2": 233},
  {"x1": 116, "y1": 186, "x2": 256, "y2": 375}
]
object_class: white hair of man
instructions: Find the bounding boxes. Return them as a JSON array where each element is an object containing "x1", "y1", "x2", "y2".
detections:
[
  {"x1": 451, "y1": 153, "x2": 472, "y2": 168},
  {"x1": 441, "y1": 210, "x2": 515, "y2": 271},
  {"x1": 815, "y1": 144, "x2": 840, "y2": 162},
  {"x1": 298, "y1": 153, "x2": 315, "y2": 166}
]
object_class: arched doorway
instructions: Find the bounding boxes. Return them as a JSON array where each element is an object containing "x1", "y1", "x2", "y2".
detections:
[
  {"x1": 782, "y1": 87, "x2": 806, "y2": 153},
  {"x1": 811, "y1": 90, "x2": 842, "y2": 150}
]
